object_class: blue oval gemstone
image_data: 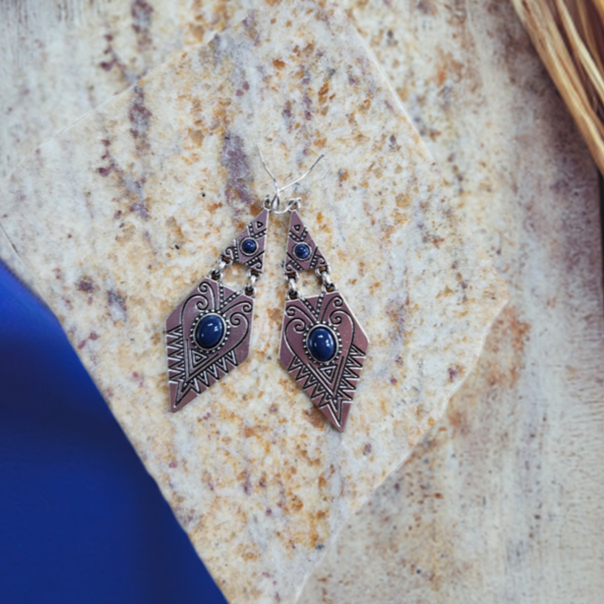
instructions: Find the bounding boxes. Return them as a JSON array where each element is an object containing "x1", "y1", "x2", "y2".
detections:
[
  {"x1": 241, "y1": 238, "x2": 257, "y2": 255},
  {"x1": 294, "y1": 243, "x2": 311, "y2": 260},
  {"x1": 195, "y1": 314, "x2": 225, "y2": 349},
  {"x1": 307, "y1": 326, "x2": 336, "y2": 362}
]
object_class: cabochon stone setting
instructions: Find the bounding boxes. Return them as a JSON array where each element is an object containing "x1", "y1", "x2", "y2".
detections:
[
  {"x1": 294, "y1": 242, "x2": 311, "y2": 260},
  {"x1": 307, "y1": 325, "x2": 337, "y2": 362},
  {"x1": 241, "y1": 238, "x2": 258, "y2": 255},
  {"x1": 195, "y1": 314, "x2": 225, "y2": 349}
]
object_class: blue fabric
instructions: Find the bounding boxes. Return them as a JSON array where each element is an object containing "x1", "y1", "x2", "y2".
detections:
[{"x1": 0, "y1": 261, "x2": 227, "y2": 604}]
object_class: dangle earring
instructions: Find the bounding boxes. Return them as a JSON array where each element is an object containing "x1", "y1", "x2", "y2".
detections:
[
  {"x1": 165, "y1": 208, "x2": 269, "y2": 412},
  {"x1": 262, "y1": 155, "x2": 369, "y2": 432}
]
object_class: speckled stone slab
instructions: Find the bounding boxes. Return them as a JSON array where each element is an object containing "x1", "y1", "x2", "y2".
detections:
[
  {"x1": 7, "y1": 0, "x2": 603, "y2": 602},
  {"x1": 0, "y1": 1, "x2": 506, "y2": 602},
  {"x1": 299, "y1": 1, "x2": 604, "y2": 602}
]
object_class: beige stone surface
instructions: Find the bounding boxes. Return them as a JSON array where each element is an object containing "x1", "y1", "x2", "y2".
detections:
[
  {"x1": 300, "y1": 1, "x2": 604, "y2": 602},
  {"x1": 3, "y1": 0, "x2": 603, "y2": 602},
  {"x1": 0, "y1": 2, "x2": 506, "y2": 603}
]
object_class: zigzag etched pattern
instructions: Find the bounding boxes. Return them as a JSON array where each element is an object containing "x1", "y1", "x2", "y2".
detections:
[
  {"x1": 279, "y1": 291, "x2": 368, "y2": 431},
  {"x1": 166, "y1": 278, "x2": 253, "y2": 411},
  {"x1": 165, "y1": 209, "x2": 268, "y2": 412}
]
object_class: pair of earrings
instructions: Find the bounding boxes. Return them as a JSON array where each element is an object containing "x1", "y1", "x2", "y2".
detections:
[{"x1": 165, "y1": 157, "x2": 368, "y2": 431}]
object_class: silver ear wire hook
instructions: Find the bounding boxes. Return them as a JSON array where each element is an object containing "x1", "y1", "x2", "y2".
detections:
[
  {"x1": 258, "y1": 146, "x2": 281, "y2": 212},
  {"x1": 258, "y1": 145, "x2": 324, "y2": 214}
]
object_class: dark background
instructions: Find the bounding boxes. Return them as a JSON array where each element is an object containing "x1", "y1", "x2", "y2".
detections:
[{"x1": 0, "y1": 261, "x2": 226, "y2": 603}]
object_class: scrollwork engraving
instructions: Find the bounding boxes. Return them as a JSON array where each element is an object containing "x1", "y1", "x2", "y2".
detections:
[{"x1": 166, "y1": 278, "x2": 254, "y2": 411}]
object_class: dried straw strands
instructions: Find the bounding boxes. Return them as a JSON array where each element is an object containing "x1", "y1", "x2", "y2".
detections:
[{"x1": 511, "y1": 0, "x2": 604, "y2": 174}]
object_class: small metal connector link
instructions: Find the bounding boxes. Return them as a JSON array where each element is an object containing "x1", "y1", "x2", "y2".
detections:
[
  {"x1": 210, "y1": 254, "x2": 233, "y2": 281},
  {"x1": 244, "y1": 269, "x2": 259, "y2": 298},
  {"x1": 286, "y1": 272, "x2": 299, "y2": 299},
  {"x1": 288, "y1": 278, "x2": 299, "y2": 299},
  {"x1": 318, "y1": 267, "x2": 336, "y2": 293}
]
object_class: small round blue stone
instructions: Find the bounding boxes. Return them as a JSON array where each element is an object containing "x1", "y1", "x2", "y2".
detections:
[
  {"x1": 241, "y1": 238, "x2": 257, "y2": 255},
  {"x1": 294, "y1": 242, "x2": 311, "y2": 260},
  {"x1": 307, "y1": 326, "x2": 336, "y2": 362},
  {"x1": 195, "y1": 314, "x2": 225, "y2": 349}
]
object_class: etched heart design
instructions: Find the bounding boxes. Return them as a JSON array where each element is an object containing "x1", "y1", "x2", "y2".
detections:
[
  {"x1": 280, "y1": 290, "x2": 368, "y2": 430},
  {"x1": 166, "y1": 278, "x2": 254, "y2": 411},
  {"x1": 165, "y1": 209, "x2": 268, "y2": 412}
]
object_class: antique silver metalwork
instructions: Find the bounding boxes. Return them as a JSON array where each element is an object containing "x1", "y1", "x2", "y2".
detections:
[
  {"x1": 166, "y1": 151, "x2": 367, "y2": 426},
  {"x1": 165, "y1": 209, "x2": 269, "y2": 411},
  {"x1": 279, "y1": 210, "x2": 369, "y2": 431}
]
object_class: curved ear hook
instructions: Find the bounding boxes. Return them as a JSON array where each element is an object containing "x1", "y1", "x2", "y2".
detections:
[
  {"x1": 258, "y1": 145, "x2": 281, "y2": 210},
  {"x1": 258, "y1": 145, "x2": 325, "y2": 214}
]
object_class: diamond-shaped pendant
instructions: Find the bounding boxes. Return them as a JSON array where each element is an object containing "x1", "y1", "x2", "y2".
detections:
[
  {"x1": 279, "y1": 211, "x2": 368, "y2": 431},
  {"x1": 280, "y1": 291, "x2": 368, "y2": 431},
  {"x1": 165, "y1": 209, "x2": 269, "y2": 412}
]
